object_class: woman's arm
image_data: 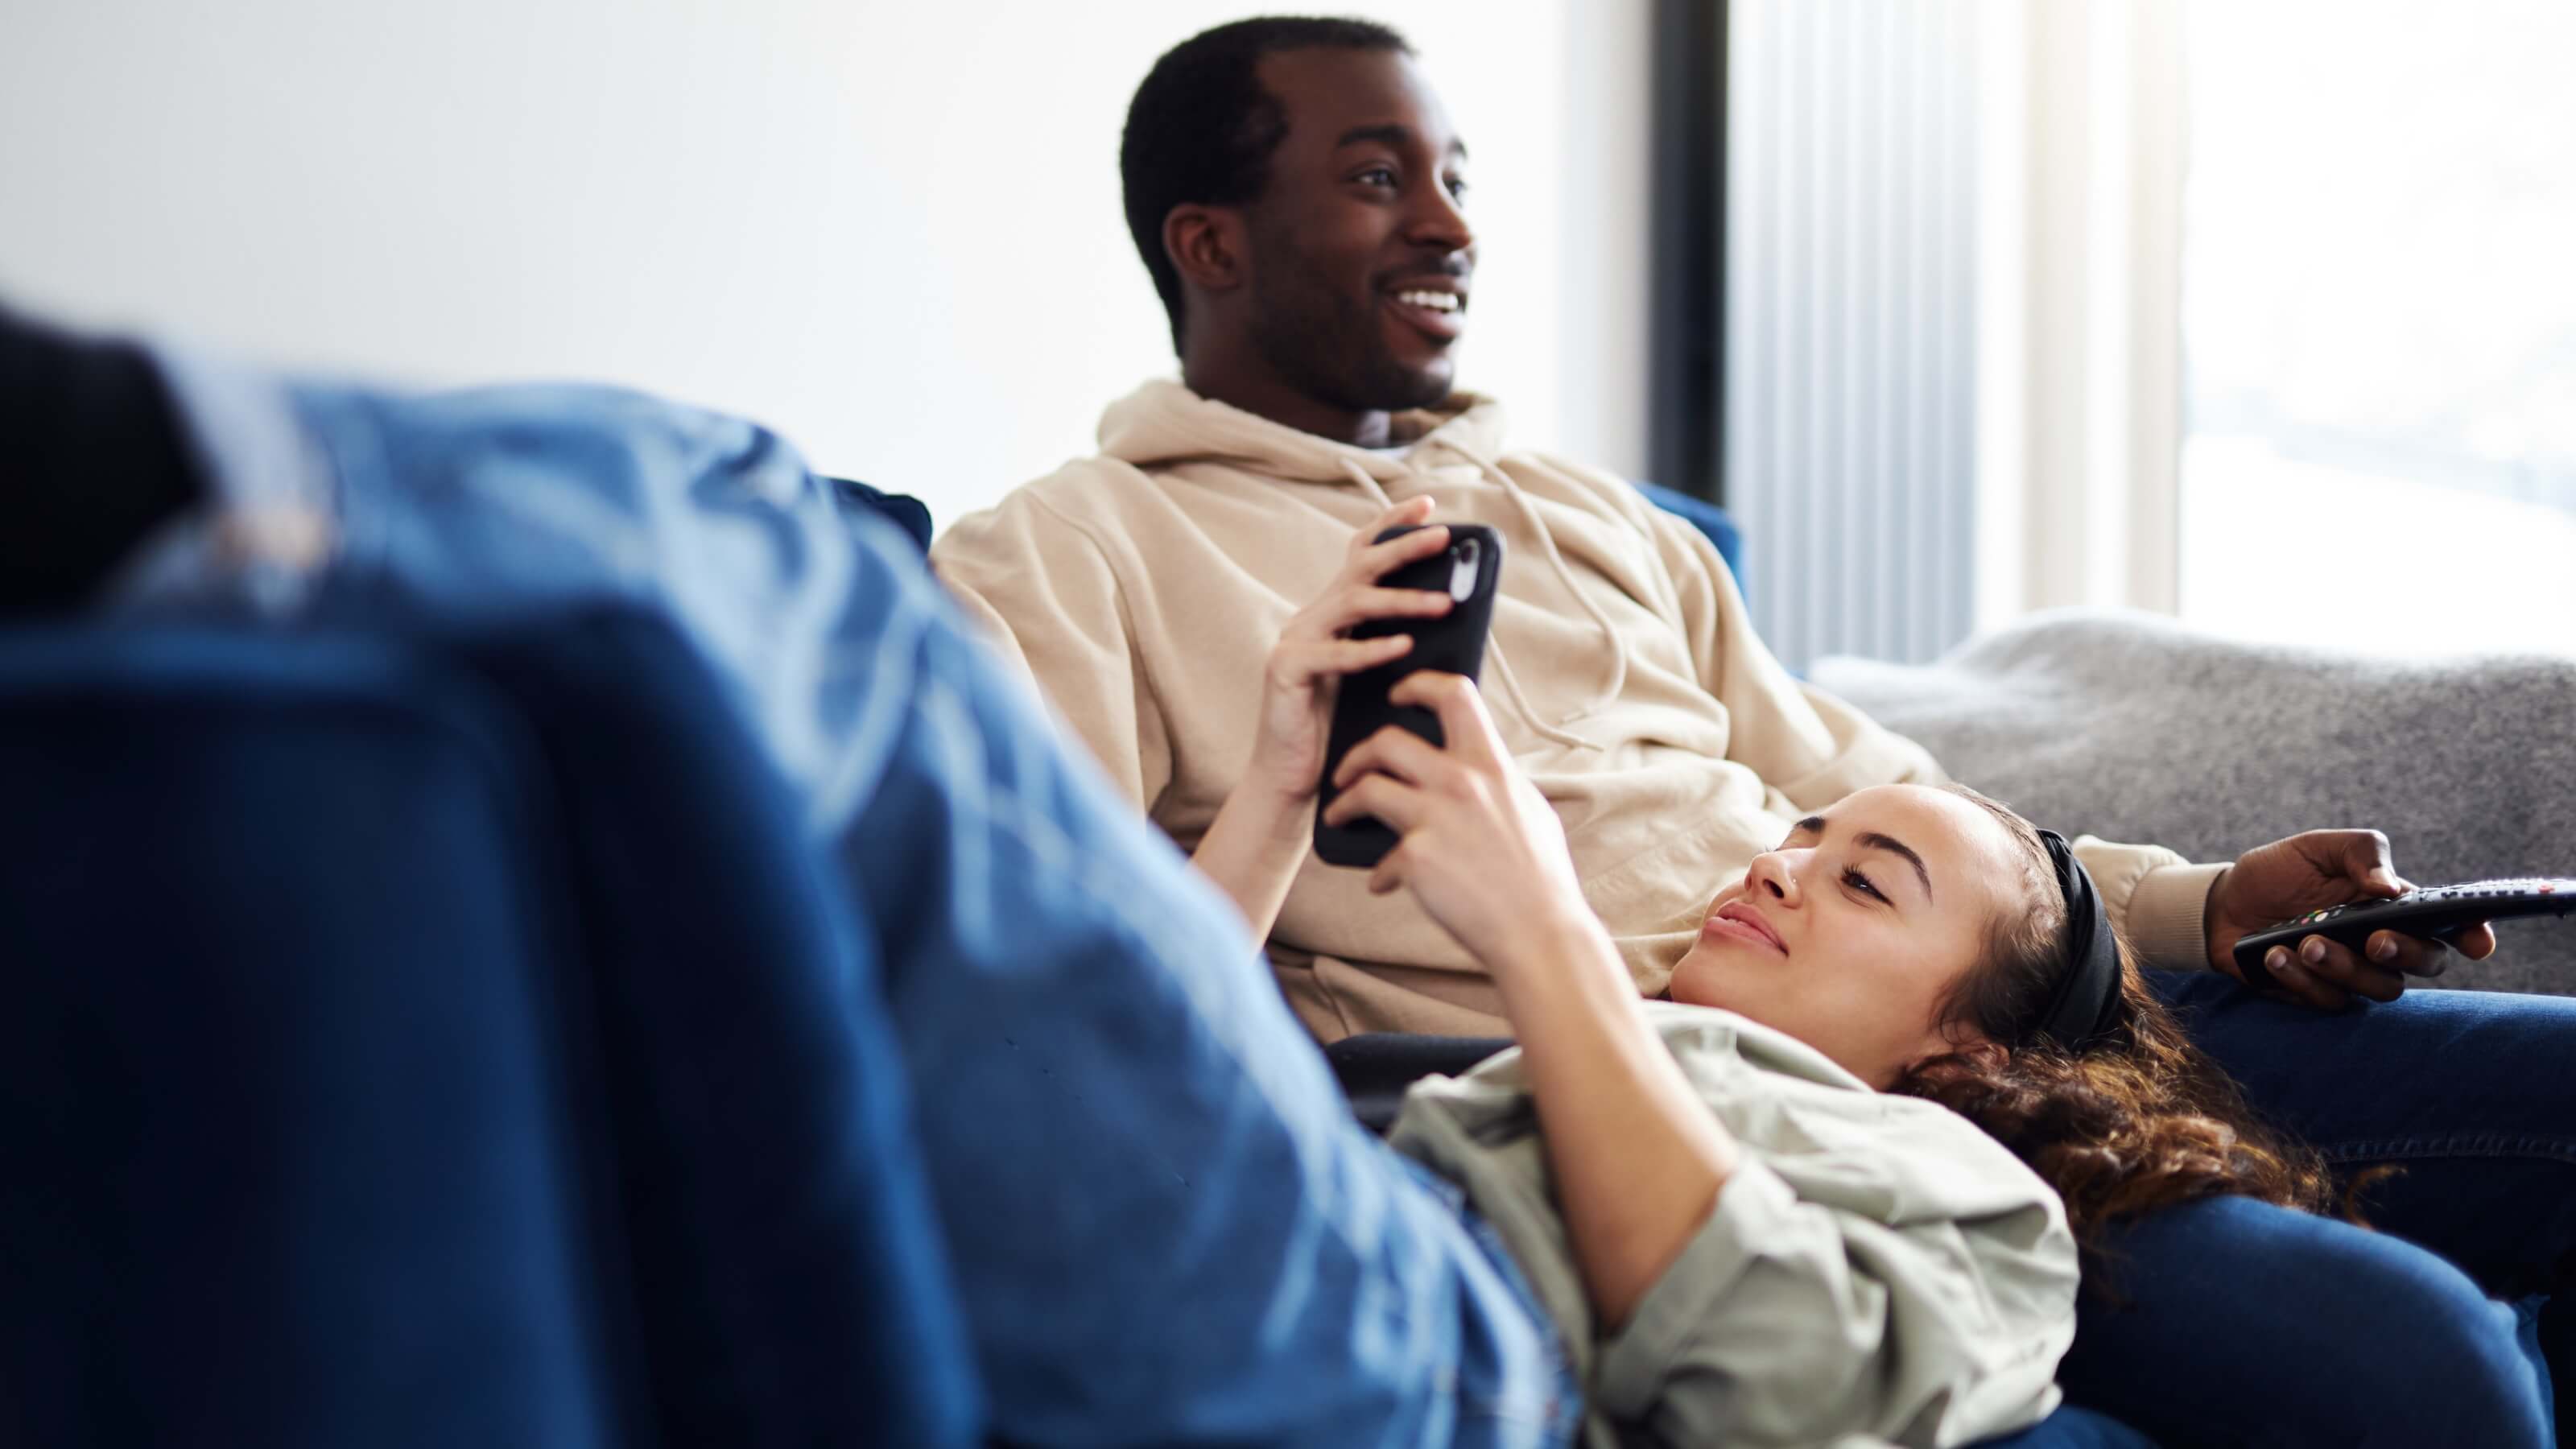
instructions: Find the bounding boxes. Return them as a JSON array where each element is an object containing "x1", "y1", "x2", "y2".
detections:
[
  {"x1": 1187, "y1": 501, "x2": 1457, "y2": 936},
  {"x1": 1485, "y1": 903, "x2": 1742, "y2": 1327},
  {"x1": 1322, "y1": 671, "x2": 1740, "y2": 1327}
]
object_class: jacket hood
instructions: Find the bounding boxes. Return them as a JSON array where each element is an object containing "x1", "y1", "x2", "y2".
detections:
[{"x1": 1096, "y1": 378, "x2": 1509, "y2": 484}]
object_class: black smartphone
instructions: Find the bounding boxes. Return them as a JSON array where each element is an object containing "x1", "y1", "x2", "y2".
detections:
[{"x1": 1313, "y1": 523, "x2": 1505, "y2": 869}]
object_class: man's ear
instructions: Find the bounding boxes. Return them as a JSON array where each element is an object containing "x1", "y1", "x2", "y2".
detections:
[{"x1": 1163, "y1": 204, "x2": 1246, "y2": 295}]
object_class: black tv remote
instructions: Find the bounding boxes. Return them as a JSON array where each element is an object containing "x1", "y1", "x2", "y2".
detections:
[{"x1": 2233, "y1": 878, "x2": 2576, "y2": 989}]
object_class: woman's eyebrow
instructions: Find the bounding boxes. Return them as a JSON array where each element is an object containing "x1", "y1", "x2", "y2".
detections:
[
  {"x1": 1852, "y1": 832, "x2": 1934, "y2": 903},
  {"x1": 1789, "y1": 815, "x2": 1934, "y2": 902}
]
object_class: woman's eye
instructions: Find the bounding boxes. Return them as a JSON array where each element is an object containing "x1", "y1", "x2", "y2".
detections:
[
  {"x1": 1445, "y1": 175, "x2": 1470, "y2": 201},
  {"x1": 1357, "y1": 167, "x2": 1397, "y2": 188},
  {"x1": 1842, "y1": 867, "x2": 1883, "y2": 902}
]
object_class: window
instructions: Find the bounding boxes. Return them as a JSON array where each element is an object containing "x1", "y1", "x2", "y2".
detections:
[{"x1": 2178, "y1": 1, "x2": 2576, "y2": 656}]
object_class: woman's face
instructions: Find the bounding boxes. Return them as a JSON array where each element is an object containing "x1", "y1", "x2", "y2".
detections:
[{"x1": 1666, "y1": 784, "x2": 2029, "y2": 1088}]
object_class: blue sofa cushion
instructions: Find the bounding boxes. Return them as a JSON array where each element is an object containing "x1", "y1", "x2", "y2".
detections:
[
  {"x1": 0, "y1": 628, "x2": 625, "y2": 1446},
  {"x1": 446, "y1": 608, "x2": 977, "y2": 1446},
  {"x1": 1634, "y1": 481, "x2": 1744, "y2": 589},
  {"x1": 826, "y1": 477, "x2": 933, "y2": 555},
  {"x1": 0, "y1": 611, "x2": 980, "y2": 1447}
]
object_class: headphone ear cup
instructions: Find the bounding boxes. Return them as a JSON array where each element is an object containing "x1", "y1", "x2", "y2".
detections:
[{"x1": 2033, "y1": 829, "x2": 2122, "y2": 1051}]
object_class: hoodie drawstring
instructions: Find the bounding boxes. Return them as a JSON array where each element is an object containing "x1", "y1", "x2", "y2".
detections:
[
  {"x1": 1447, "y1": 442, "x2": 1627, "y2": 737},
  {"x1": 1338, "y1": 457, "x2": 1397, "y2": 509},
  {"x1": 1338, "y1": 449, "x2": 1623, "y2": 753}
]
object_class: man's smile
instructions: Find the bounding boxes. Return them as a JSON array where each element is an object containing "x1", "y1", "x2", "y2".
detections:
[{"x1": 1383, "y1": 275, "x2": 1468, "y2": 343}]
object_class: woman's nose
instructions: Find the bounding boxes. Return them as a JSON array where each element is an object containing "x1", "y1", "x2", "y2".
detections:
[{"x1": 1748, "y1": 848, "x2": 1803, "y2": 905}]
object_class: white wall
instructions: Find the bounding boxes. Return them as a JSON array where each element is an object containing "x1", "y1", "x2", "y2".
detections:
[{"x1": 0, "y1": 0, "x2": 1649, "y2": 526}]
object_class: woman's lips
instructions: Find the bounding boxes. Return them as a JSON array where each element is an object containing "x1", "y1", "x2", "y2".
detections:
[{"x1": 1703, "y1": 901, "x2": 1786, "y2": 954}]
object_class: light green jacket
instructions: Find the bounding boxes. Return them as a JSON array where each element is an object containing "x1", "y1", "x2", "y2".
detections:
[{"x1": 1389, "y1": 1002, "x2": 2079, "y2": 1449}]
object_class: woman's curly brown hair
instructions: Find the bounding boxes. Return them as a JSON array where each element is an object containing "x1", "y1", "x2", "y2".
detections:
[{"x1": 1888, "y1": 786, "x2": 2339, "y2": 1259}]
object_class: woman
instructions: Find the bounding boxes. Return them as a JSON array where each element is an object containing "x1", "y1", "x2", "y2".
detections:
[{"x1": 1315, "y1": 658, "x2": 2329, "y2": 1447}]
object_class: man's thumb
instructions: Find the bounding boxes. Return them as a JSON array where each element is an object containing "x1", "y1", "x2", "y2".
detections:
[{"x1": 2345, "y1": 832, "x2": 2404, "y2": 895}]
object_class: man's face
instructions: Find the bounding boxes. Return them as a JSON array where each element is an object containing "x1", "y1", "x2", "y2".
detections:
[{"x1": 1236, "y1": 47, "x2": 1476, "y2": 414}]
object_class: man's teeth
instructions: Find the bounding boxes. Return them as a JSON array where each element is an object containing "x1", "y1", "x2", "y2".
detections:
[{"x1": 1395, "y1": 290, "x2": 1461, "y2": 314}]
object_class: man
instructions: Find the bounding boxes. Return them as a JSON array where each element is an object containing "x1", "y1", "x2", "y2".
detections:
[{"x1": 929, "y1": 18, "x2": 2572, "y2": 1443}]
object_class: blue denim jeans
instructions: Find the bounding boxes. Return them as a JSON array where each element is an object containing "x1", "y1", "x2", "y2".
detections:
[
  {"x1": 2048, "y1": 972, "x2": 2576, "y2": 1447},
  {"x1": 126, "y1": 371, "x2": 1579, "y2": 1447}
]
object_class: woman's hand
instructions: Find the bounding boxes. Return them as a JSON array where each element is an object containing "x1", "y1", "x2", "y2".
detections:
[
  {"x1": 1189, "y1": 499, "x2": 1455, "y2": 939},
  {"x1": 1238, "y1": 497, "x2": 1459, "y2": 808},
  {"x1": 2205, "y1": 828, "x2": 2500, "y2": 1009},
  {"x1": 1328, "y1": 672, "x2": 1742, "y2": 1332},
  {"x1": 1319, "y1": 669, "x2": 1591, "y2": 971}
]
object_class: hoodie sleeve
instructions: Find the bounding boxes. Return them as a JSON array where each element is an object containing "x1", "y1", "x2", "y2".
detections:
[
  {"x1": 1638, "y1": 504, "x2": 1943, "y2": 808},
  {"x1": 2071, "y1": 836, "x2": 2227, "y2": 974},
  {"x1": 929, "y1": 493, "x2": 1174, "y2": 813}
]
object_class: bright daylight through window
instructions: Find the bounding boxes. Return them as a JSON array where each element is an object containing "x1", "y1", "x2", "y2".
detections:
[{"x1": 2179, "y1": 0, "x2": 2576, "y2": 656}]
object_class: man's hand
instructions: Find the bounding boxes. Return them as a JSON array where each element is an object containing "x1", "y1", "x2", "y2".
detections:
[
  {"x1": 2204, "y1": 829, "x2": 2499, "y2": 1009},
  {"x1": 1240, "y1": 497, "x2": 1457, "y2": 807}
]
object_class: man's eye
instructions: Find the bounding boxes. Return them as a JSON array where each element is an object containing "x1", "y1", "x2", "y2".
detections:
[
  {"x1": 1843, "y1": 867, "x2": 1884, "y2": 902},
  {"x1": 1445, "y1": 175, "x2": 1470, "y2": 201},
  {"x1": 1356, "y1": 167, "x2": 1397, "y2": 188}
]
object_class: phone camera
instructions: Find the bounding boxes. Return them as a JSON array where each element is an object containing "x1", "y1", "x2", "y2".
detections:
[{"x1": 1448, "y1": 538, "x2": 1480, "y2": 601}]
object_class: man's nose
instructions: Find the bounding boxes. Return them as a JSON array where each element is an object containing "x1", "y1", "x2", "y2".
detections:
[{"x1": 1406, "y1": 184, "x2": 1473, "y2": 255}]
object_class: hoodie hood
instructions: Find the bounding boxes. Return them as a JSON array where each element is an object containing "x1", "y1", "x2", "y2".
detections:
[
  {"x1": 1093, "y1": 378, "x2": 1626, "y2": 749},
  {"x1": 1096, "y1": 378, "x2": 1509, "y2": 485}
]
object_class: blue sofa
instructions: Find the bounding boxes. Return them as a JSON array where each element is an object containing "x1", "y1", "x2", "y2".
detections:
[{"x1": 0, "y1": 609, "x2": 979, "y2": 1446}]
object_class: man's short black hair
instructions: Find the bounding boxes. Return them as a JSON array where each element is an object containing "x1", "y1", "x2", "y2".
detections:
[{"x1": 1121, "y1": 16, "x2": 1414, "y2": 353}]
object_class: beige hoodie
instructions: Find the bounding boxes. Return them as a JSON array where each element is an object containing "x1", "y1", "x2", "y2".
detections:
[{"x1": 932, "y1": 381, "x2": 2223, "y2": 1039}]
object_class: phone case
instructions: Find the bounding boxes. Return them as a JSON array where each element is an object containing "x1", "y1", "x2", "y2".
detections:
[{"x1": 1313, "y1": 523, "x2": 1505, "y2": 868}]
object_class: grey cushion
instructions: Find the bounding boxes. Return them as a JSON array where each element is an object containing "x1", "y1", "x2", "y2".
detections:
[{"x1": 1813, "y1": 609, "x2": 2576, "y2": 995}]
